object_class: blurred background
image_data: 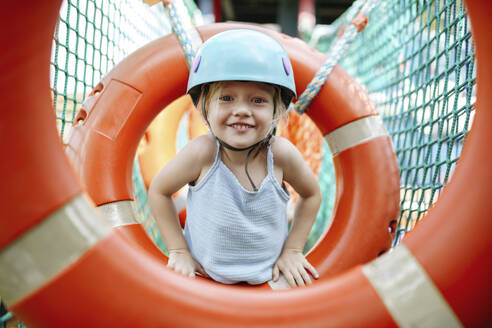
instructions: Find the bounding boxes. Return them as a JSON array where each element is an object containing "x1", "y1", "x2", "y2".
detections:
[{"x1": 192, "y1": 0, "x2": 354, "y2": 36}]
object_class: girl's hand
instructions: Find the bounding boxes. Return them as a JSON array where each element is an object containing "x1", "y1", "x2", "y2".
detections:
[
  {"x1": 273, "y1": 249, "x2": 319, "y2": 287},
  {"x1": 168, "y1": 249, "x2": 208, "y2": 278}
]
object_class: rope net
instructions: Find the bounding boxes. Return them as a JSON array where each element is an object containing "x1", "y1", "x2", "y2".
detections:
[
  {"x1": 309, "y1": 0, "x2": 475, "y2": 243},
  {"x1": 53, "y1": 0, "x2": 172, "y2": 143}
]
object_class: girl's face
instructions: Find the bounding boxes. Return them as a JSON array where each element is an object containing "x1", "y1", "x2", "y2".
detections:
[{"x1": 206, "y1": 81, "x2": 276, "y2": 149}]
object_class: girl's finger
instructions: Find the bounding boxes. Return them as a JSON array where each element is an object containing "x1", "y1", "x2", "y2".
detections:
[
  {"x1": 283, "y1": 271, "x2": 296, "y2": 287},
  {"x1": 272, "y1": 264, "x2": 280, "y2": 282},
  {"x1": 303, "y1": 260, "x2": 319, "y2": 279},
  {"x1": 293, "y1": 271, "x2": 305, "y2": 287},
  {"x1": 299, "y1": 267, "x2": 312, "y2": 285}
]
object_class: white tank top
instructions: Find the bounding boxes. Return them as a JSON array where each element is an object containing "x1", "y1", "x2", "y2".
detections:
[{"x1": 184, "y1": 140, "x2": 289, "y2": 284}]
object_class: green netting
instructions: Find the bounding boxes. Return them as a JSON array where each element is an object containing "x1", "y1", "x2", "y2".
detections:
[
  {"x1": 309, "y1": 0, "x2": 475, "y2": 244},
  {"x1": 53, "y1": 0, "x2": 174, "y2": 143}
]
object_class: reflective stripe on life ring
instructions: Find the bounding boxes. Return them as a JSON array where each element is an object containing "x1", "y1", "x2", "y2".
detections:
[
  {"x1": 362, "y1": 245, "x2": 463, "y2": 327},
  {"x1": 0, "y1": 195, "x2": 110, "y2": 304},
  {"x1": 98, "y1": 200, "x2": 139, "y2": 227},
  {"x1": 325, "y1": 115, "x2": 389, "y2": 156}
]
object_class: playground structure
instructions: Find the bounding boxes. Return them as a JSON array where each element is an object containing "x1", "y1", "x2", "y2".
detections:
[{"x1": 1, "y1": 0, "x2": 491, "y2": 327}]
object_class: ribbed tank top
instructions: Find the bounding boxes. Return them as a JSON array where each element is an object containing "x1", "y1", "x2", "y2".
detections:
[{"x1": 184, "y1": 140, "x2": 290, "y2": 285}]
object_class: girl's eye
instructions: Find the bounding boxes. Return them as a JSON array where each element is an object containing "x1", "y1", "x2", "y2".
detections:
[
  {"x1": 252, "y1": 97, "x2": 266, "y2": 104},
  {"x1": 219, "y1": 95, "x2": 232, "y2": 101}
]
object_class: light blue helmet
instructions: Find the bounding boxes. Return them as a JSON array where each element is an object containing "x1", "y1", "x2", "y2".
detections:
[{"x1": 187, "y1": 29, "x2": 296, "y2": 107}]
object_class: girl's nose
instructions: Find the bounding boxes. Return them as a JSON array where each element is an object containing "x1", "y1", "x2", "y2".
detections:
[{"x1": 232, "y1": 101, "x2": 252, "y2": 116}]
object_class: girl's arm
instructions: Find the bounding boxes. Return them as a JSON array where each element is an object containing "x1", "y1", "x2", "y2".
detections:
[
  {"x1": 148, "y1": 134, "x2": 215, "y2": 277},
  {"x1": 272, "y1": 137, "x2": 322, "y2": 287}
]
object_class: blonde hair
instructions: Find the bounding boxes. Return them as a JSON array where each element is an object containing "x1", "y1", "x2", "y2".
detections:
[{"x1": 197, "y1": 81, "x2": 288, "y2": 134}]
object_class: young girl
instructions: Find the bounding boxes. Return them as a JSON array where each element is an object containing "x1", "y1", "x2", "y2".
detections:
[{"x1": 149, "y1": 29, "x2": 321, "y2": 288}]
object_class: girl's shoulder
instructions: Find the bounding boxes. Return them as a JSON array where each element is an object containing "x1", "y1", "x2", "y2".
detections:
[
  {"x1": 270, "y1": 136, "x2": 300, "y2": 168},
  {"x1": 185, "y1": 133, "x2": 217, "y2": 167}
]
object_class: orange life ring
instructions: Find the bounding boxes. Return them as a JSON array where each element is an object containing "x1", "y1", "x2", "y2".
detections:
[{"x1": 1, "y1": 1, "x2": 489, "y2": 327}]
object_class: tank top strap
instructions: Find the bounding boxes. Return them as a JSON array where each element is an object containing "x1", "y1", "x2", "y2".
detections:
[
  {"x1": 266, "y1": 143, "x2": 274, "y2": 178},
  {"x1": 215, "y1": 138, "x2": 221, "y2": 160}
]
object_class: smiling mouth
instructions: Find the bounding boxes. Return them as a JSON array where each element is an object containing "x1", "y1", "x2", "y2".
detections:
[{"x1": 228, "y1": 123, "x2": 255, "y2": 131}]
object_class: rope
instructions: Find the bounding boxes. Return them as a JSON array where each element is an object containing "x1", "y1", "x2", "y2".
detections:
[
  {"x1": 289, "y1": 0, "x2": 379, "y2": 115},
  {"x1": 163, "y1": 0, "x2": 203, "y2": 68}
]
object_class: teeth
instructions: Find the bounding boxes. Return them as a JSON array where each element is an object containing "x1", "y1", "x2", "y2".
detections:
[{"x1": 231, "y1": 124, "x2": 252, "y2": 130}]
